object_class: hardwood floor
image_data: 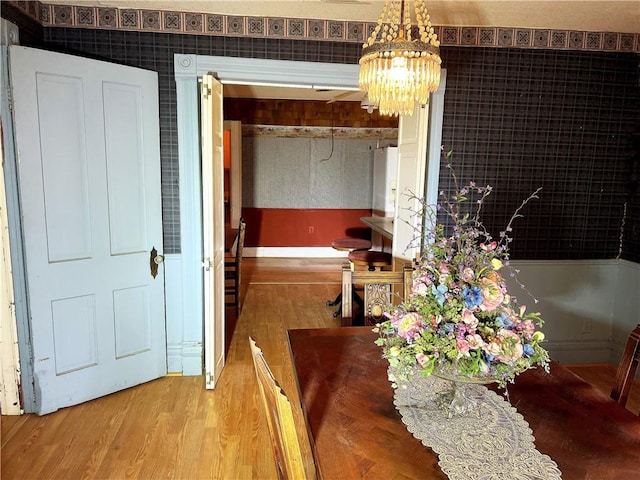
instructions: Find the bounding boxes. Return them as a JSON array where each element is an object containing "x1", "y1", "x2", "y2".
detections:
[
  {"x1": 1, "y1": 258, "x2": 344, "y2": 480},
  {"x1": 1, "y1": 257, "x2": 638, "y2": 479}
]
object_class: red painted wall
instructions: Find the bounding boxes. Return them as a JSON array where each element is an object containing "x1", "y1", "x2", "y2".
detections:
[{"x1": 242, "y1": 208, "x2": 372, "y2": 247}]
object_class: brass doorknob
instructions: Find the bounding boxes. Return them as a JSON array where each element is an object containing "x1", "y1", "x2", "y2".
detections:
[{"x1": 150, "y1": 247, "x2": 163, "y2": 278}]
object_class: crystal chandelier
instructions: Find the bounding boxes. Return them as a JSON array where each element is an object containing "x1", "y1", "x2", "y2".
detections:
[{"x1": 359, "y1": 0, "x2": 441, "y2": 117}]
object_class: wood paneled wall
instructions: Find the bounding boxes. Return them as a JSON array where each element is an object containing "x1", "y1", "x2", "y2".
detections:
[{"x1": 224, "y1": 98, "x2": 398, "y2": 128}]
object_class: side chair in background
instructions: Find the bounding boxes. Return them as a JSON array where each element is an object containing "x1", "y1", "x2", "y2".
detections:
[{"x1": 225, "y1": 217, "x2": 246, "y2": 315}]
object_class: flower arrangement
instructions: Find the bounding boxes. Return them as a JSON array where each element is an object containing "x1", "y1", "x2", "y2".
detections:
[{"x1": 374, "y1": 159, "x2": 550, "y2": 389}]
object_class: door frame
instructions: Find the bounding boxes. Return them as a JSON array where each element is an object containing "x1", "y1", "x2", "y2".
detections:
[
  {"x1": 173, "y1": 55, "x2": 361, "y2": 375},
  {"x1": 2, "y1": 36, "x2": 36, "y2": 413},
  {"x1": 173, "y1": 55, "x2": 446, "y2": 377}
]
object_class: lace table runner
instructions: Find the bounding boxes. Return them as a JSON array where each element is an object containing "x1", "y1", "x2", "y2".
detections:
[{"x1": 393, "y1": 373, "x2": 563, "y2": 480}]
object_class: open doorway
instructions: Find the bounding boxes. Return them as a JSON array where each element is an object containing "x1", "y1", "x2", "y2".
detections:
[
  {"x1": 174, "y1": 54, "x2": 365, "y2": 385},
  {"x1": 174, "y1": 55, "x2": 445, "y2": 386}
]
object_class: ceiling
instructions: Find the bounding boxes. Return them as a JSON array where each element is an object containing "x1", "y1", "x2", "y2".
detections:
[
  {"x1": 42, "y1": 1, "x2": 640, "y2": 102},
  {"x1": 223, "y1": 84, "x2": 365, "y2": 102}
]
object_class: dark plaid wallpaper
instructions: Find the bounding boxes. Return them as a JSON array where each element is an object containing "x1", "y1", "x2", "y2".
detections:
[
  {"x1": 4, "y1": 10, "x2": 639, "y2": 262},
  {"x1": 438, "y1": 48, "x2": 639, "y2": 260}
]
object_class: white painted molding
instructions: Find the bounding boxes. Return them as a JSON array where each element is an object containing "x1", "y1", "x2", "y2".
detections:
[
  {"x1": 181, "y1": 341, "x2": 204, "y2": 376},
  {"x1": 509, "y1": 258, "x2": 621, "y2": 267},
  {"x1": 545, "y1": 339, "x2": 612, "y2": 352},
  {"x1": 175, "y1": 69, "x2": 203, "y2": 376},
  {"x1": 175, "y1": 54, "x2": 360, "y2": 90},
  {"x1": 425, "y1": 69, "x2": 446, "y2": 210},
  {"x1": 0, "y1": 19, "x2": 19, "y2": 46}
]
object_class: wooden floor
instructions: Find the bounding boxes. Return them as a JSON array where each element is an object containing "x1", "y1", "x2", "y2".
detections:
[{"x1": 1, "y1": 257, "x2": 638, "y2": 479}]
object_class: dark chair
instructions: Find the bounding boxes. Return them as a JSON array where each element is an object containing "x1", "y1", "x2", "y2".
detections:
[
  {"x1": 341, "y1": 263, "x2": 413, "y2": 327},
  {"x1": 249, "y1": 337, "x2": 318, "y2": 480},
  {"x1": 347, "y1": 250, "x2": 392, "y2": 271},
  {"x1": 611, "y1": 324, "x2": 640, "y2": 412},
  {"x1": 225, "y1": 218, "x2": 246, "y2": 315}
]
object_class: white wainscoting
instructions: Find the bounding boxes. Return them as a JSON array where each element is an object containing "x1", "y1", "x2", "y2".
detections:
[
  {"x1": 507, "y1": 259, "x2": 639, "y2": 364},
  {"x1": 165, "y1": 254, "x2": 203, "y2": 375}
]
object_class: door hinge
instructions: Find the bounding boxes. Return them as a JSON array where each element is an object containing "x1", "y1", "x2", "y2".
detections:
[
  {"x1": 202, "y1": 258, "x2": 213, "y2": 270},
  {"x1": 202, "y1": 86, "x2": 211, "y2": 99}
]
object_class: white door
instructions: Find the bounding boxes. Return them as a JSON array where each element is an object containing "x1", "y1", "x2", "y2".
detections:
[
  {"x1": 392, "y1": 104, "x2": 429, "y2": 264},
  {"x1": 201, "y1": 74, "x2": 225, "y2": 388},
  {"x1": 9, "y1": 45, "x2": 166, "y2": 415}
]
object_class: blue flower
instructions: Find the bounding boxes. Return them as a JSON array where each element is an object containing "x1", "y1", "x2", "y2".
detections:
[
  {"x1": 463, "y1": 286, "x2": 483, "y2": 308},
  {"x1": 483, "y1": 353, "x2": 495, "y2": 364},
  {"x1": 432, "y1": 284, "x2": 448, "y2": 306},
  {"x1": 523, "y1": 344, "x2": 534, "y2": 356},
  {"x1": 495, "y1": 312, "x2": 513, "y2": 328}
]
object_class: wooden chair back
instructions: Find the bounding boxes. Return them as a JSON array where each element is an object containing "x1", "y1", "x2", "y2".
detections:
[
  {"x1": 225, "y1": 217, "x2": 246, "y2": 314},
  {"x1": 249, "y1": 337, "x2": 317, "y2": 480},
  {"x1": 611, "y1": 324, "x2": 640, "y2": 412},
  {"x1": 341, "y1": 263, "x2": 413, "y2": 326}
]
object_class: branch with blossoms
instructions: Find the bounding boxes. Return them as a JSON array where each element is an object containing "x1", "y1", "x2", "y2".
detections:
[{"x1": 374, "y1": 151, "x2": 550, "y2": 389}]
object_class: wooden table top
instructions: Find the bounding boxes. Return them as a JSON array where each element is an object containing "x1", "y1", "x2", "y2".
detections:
[
  {"x1": 288, "y1": 327, "x2": 640, "y2": 480},
  {"x1": 361, "y1": 216, "x2": 394, "y2": 240}
]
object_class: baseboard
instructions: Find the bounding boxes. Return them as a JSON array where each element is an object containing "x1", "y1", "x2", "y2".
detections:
[{"x1": 244, "y1": 246, "x2": 349, "y2": 258}]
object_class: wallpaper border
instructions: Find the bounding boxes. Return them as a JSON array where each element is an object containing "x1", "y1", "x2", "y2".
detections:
[{"x1": 7, "y1": 1, "x2": 639, "y2": 53}]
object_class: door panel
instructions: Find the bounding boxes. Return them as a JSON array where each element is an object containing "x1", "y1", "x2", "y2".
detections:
[
  {"x1": 201, "y1": 74, "x2": 225, "y2": 388},
  {"x1": 51, "y1": 295, "x2": 97, "y2": 374},
  {"x1": 393, "y1": 104, "x2": 429, "y2": 264},
  {"x1": 104, "y1": 82, "x2": 148, "y2": 254},
  {"x1": 37, "y1": 73, "x2": 93, "y2": 262},
  {"x1": 9, "y1": 45, "x2": 166, "y2": 415}
]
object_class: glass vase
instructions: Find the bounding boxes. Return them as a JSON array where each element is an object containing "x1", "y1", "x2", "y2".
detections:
[{"x1": 432, "y1": 366, "x2": 498, "y2": 418}]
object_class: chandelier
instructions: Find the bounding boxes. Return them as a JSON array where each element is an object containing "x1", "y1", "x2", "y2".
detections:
[{"x1": 358, "y1": 0, "x2": 441, "y2": 117}]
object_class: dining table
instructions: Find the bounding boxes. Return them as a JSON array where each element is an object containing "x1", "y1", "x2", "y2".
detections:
[{"x1": 287, "y1": 326, "x2": 640, "y2": 480}]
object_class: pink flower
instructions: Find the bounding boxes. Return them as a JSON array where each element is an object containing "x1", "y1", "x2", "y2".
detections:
[
  {"x1": 479, "y1": 275, "x2": 505, "y2": 312},
  {"x1": 461, "y1": 267, "x2": 475, "y2": 282},
  {"x1": 461, "y1": 308, "x2": 479, "y2": 329},
  {"x1": 436, "y1": 264, "x2": 451, "y2": 285},
  {"x1": 465, "y1": 333, "x2": 485, "y2": 349},
  {"x1": 415, "y1": 352, "x2": 430, "y2": 366},
  {"x1": 456, "y1": 338, "x2": 471, "y2": 357},
  {"x1": 518, "y1": 319, "x2": 536, "y2": 340},
  {"x1": 495, "y1": 329, "x2": 524, "y2": 363},
  {"x1": 412, "y1": 281, "x2": 429, "y2": 296},
  {"x1": 484, "y1": 340, "x2": 502, "y2": 357},
  {"x1": 394, "y1": 312, "x2": 425, "y2": 341},
  {"x1": 480, "y1": 241, "x2": 497, "y2": 251}
]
